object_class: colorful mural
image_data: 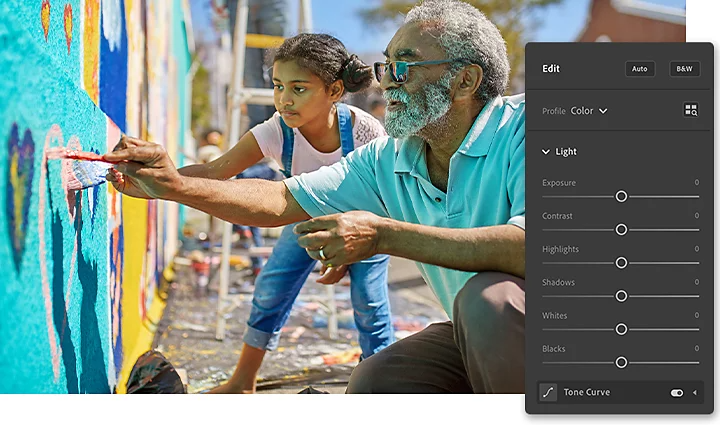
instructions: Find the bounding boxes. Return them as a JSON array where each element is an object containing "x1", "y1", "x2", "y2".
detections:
[{"x1": 0, "y1": 0, "x2": 192, "y2": 393}]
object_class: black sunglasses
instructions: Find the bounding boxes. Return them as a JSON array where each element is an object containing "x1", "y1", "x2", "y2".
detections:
[{"x1": 373, "y1": 59, "x2": 463, "y2": 84}]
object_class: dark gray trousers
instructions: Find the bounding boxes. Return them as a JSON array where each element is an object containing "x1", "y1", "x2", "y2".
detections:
[{"x1": 346, "y1": 272, "x2": 525, "y2": 393}]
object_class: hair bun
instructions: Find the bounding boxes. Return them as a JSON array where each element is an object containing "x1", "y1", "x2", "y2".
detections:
[
  {"x1": 341, "y1": 54, "x2": 357, "y2": 72},
  {"x1": 341, "y1": 54, "x2": 373, "y2": 93}
]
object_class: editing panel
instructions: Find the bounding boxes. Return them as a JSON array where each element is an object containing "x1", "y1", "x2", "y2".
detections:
[{"x1": 525, "y1": 43, "x2": 714, "y2": 414}]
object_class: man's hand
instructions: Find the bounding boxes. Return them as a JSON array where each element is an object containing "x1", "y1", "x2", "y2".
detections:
[
  {"x1": 295, "y1": 211, "x2": 387, "y2": 267},
  {"x1": 104, "y1": 136, "x2": 183, "y2": 200}
]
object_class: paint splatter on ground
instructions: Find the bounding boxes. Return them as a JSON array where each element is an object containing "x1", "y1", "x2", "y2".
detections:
[{"x1": 153, "y1": 247, "x2": 447, "y2": 394}]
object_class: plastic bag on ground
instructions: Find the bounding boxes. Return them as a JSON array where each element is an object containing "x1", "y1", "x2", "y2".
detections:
[{"x1": 126, "y1": 350, "x2": 187, "y2": 394}]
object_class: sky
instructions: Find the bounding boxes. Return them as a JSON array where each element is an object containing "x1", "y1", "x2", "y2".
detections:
[{"x1": 189, "y1": 0, "x2": 687, "y2": 55}]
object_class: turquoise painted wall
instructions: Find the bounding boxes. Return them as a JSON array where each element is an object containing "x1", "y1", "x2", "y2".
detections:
[
  {"x1": 0, "y1": 0, "x2": 191, "y2": 393},
  {"x1": 0, "y1": 5, "x2": 111, "y2": 392}
]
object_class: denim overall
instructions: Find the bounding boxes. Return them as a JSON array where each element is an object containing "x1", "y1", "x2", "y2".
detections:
[{"x1": 243, "y1": 104, "x2": 394, "y2": 357}]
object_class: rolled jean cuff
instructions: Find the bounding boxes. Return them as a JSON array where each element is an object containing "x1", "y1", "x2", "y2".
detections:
[{"x1": 243, "y1": 324, "x2": 282, "y2": 351}]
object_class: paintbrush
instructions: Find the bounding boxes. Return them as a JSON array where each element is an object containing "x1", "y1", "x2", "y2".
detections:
[
  {"x1": 46, "y1": 147, "x2": 120, "y2": 163},
  {"x1": 46, "y1": 147, "x2": 123, "y2": 190}
]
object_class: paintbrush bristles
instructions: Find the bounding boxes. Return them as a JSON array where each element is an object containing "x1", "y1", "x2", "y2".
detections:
[
  {"x1": 47, "y1": 147, "x2": 122, "y2": 190},
  {"x1": 64, "y1": 160, "x2": 112, "y2": 190},
  {"x1": 46, "y1": 147, "x2": 117, "y2": 190}
]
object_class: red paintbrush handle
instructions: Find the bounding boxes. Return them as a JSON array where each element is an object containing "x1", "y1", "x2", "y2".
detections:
[
  {"x1": 46, "y1": 147, "x2": 120, "y2": 164},
  {"x1": 65, "y1": 150, "x2": 120, "y2": 164}
]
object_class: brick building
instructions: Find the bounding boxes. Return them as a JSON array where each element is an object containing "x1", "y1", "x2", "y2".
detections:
[{"x1": 577, "y1": 0, "x2": 685, "y2": 42}]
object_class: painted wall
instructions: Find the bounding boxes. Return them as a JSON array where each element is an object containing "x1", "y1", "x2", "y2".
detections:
[{"x1": 0, "y1": 0, "x2": 191, "y2": 393}]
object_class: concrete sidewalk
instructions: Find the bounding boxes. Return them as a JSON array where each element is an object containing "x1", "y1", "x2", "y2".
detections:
[{"x1": 154, "y1": 253, "x2": 448, "y2": 394}]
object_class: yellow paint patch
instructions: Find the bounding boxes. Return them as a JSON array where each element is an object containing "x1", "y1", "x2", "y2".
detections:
[
  {"x1": 41, "y1": 0, "x2": 50, "y2": 41},
  {"x1": 82, "y1": 0, "x2": 99, "y2": 103},
  {"x1": 9, "y1": 156, "x2": 25, "y2": 244},
  {"x1": 116, "y1": 196, "x2": 154, "y2": 393}
]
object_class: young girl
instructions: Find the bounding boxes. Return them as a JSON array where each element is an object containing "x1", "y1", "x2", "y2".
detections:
[{"x1": 179, "y1": 33, "x2": 393, "y2": 394}]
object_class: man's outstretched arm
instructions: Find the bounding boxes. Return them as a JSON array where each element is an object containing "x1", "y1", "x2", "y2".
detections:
[
  {"x1": 171, "y1": 177, "x2": 310, "y2": 227},
  {"x1": 104, "y1": 136, "x2": 310, "y2": 227}
]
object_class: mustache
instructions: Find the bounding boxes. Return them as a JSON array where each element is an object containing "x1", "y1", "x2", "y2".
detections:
[{"x1": 383, "y1": 88, "x2": 410, "y2": 104}]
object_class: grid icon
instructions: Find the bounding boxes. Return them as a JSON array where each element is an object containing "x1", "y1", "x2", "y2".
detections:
[{"x1": 684, "y1": 102, "x2": 699, "y2": 117}]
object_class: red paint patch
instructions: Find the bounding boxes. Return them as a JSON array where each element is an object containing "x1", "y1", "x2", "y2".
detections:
[
  {"x1": 322, "y1": 349, "x2": 361, "y2": 366},
  {"x1": 41, "y1": 0, "x2": 51, "y2": 41},
  {"x1": 63, "y1": 4, "x2": 72, "y2": 53}
]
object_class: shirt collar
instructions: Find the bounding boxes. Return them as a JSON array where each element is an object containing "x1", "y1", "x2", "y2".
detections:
[
  {"x1": 456, "y1": 95, "x2": 504, "y2": 158},
  {"x1": 394, "y1": 136, "x2": 425, "y2": 174},
  {"x1": 393, "y1": 96, "x2": 505, "y2": 174}
]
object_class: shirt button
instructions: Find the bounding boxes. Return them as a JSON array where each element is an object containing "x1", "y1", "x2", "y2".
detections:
[{"x1": 435, "y1": 197, "x2": 442, "y2": 202}]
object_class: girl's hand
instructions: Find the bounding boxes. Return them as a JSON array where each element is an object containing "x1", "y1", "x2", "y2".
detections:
[{"x1": 316, "y1": 264, "x2": 349, "y2": 285}]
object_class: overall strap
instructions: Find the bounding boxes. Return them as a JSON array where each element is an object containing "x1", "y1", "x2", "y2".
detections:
[
  {"x1": 279, "y1": 117, "x2": 294, "y2": 178},
  {"x1": 279, "y1": 104, "x2": 353, "y2": 178},
  {"x1": 336, "y1": 103, "x2": 354, "y2": 157}
]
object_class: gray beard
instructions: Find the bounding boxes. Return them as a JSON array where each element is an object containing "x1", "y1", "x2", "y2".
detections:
[{"x1": 383, "y1": 72, "x2": 454, "y2": 139}]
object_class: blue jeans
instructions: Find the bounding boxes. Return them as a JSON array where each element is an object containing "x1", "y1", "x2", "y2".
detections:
[{"x1": 243, "y1": 224, "x2": 394, "y2": 358}]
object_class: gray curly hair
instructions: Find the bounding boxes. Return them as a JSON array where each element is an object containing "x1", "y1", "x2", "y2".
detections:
[{"x1": 405, "y1": 0, "x2": 510, "y2": 103}]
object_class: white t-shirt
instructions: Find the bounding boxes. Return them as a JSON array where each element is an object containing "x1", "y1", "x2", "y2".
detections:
[{"x1": 250, "y1": 104, "x2": 387, "y2": 175}]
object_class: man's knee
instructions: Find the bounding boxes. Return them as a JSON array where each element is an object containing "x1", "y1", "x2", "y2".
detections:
[
  {"x1": 453, "y1": 272, "x2": 525, "y2": 328},
  {"x1": 346, "y1": 353, "x2": 386, "y2": 393}
]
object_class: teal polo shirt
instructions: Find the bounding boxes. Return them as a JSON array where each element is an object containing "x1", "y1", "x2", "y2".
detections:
[{"x1": 285, "y1": 93, "x2": 526, "y2": 319}]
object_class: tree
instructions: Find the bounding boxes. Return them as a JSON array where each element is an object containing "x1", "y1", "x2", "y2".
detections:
[
  {"x1": 359, "y1": 0, "x2": 564, "y2": 93},
  {"x1": 191, "y1": 54, "x2": 212, "y2": 136}
]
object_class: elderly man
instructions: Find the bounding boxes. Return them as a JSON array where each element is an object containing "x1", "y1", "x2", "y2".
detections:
[{"x1": 105, "y1": 0, "x2": 525, "y2": 394}]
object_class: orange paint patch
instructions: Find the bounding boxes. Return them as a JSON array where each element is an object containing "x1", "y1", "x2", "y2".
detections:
[
  {"x1": 63, "y1": 4, "x2": 72, "y2": 53},
  {"x1": 83, "y1": 0, "x2": 100, "y2": 104},
  {"x1": 41, "y1": 0, "x2": 50, "y2": 41},
  {"x1": 321, "y1": 348, "x2": 362, "y2": 366}
]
